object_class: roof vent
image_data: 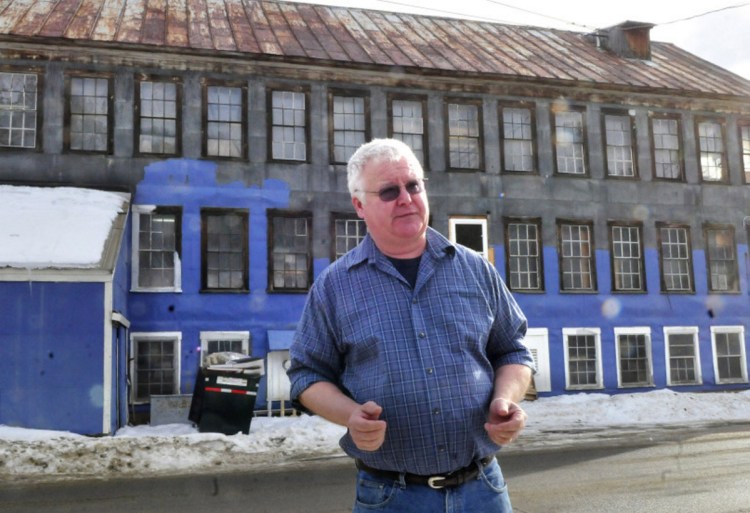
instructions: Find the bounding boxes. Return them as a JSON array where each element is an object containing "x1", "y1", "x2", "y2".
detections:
[{"x1": 595, "y1": 21, "x2": 654, "y2": 60}]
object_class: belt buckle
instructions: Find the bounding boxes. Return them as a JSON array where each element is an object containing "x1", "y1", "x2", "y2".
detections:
[{"x1": 427, "y1": 476, "x2": 446, "y2": 489}]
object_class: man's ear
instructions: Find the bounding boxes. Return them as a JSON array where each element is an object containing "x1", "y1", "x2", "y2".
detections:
[{"x1": 352, "y1": 196, "x2": 365, "y2": 219}]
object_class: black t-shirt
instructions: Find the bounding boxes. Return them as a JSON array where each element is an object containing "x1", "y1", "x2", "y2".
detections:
[{"x1": 387, "y1": 255, "x2": 422, "y2": 288}]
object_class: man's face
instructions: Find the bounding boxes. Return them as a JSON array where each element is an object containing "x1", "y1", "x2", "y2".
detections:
[{"x1": 352, "y1": 156, "x2": 429, "y2": 256}]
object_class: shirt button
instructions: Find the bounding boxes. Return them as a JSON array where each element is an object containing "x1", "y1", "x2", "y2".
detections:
[
  {"x1": 412, "y1": 298, "x2": 417, "y2": 304},
  {"x1": 426, "y1": 368, "x2": 434, "y2": 374},
  {"x1": 419, "y1": 332, "x2": 426, "y2": 338},
  {"x1": 433, "y1": 408, "x2": 440, "y2": 415}
]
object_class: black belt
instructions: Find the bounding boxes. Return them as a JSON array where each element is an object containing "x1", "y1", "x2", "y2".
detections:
[{"x1": 355, "y1": 456, "x2": 494, "y2": 489}]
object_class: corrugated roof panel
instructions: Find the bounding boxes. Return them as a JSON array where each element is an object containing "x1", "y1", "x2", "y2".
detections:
[
  {"x1": 295, "y1": 4, "x2": 348, "y2": 62},
  {"x1": 0, "y1": 0, "x2": 746, "y2": 98}
]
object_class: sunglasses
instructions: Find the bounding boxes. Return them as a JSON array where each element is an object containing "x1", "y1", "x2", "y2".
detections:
[{"x1": 362, "y1": 178, "x2": 427, "y2": 202}]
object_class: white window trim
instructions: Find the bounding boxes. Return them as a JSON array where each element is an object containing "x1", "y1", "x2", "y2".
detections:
[
  {"x1": 131, "y1": 204, "x2": 182, "y2": 293},
  {"x1": 199, "y1": 330, "x2": 251, "y2": 366},
  {"x1": 614, "y1": 326, "x2": 654, "y2": 388},
  {"x1": 448, "y1": 216, "x2": 489, "y2": 258},
  {"x1": 663, "y1": 326, "x2": 702, "y2": 386},
  {"x1": 563, "y1": 327, "x2": 603, "y2": 390},
  {"x1": 711, "y1": 325, "x2": 748, "y2": 384},
  {"x1": 130, "y1": 331, "x2": 182, "y2": 404}
]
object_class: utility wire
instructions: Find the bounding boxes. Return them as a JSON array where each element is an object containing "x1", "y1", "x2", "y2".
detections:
[{"x1": 658, "y1": 2, "x2": 750, "y2": 25}]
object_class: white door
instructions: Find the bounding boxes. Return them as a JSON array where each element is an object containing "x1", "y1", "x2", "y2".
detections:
[{"x1": 524, "y1": 328, "x2": 551, "y2": 392}]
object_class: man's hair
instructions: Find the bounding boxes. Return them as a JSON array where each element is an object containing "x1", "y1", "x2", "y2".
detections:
[{"x1": 347, "y1": 138, "x2": 423, "y2": 202}]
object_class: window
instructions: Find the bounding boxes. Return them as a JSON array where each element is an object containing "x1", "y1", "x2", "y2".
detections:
[
  {"x1": 67, "y1": 75, "x2": 111, "y2": 153},
  {"x1": 330, "y1": 92, "x2": 368, "y2": 164},
  {"x1": 704, "y1": 225, "x2": 739, "y2": 293},
  {"x1": 449, "y1": 216, "x2": 489, "y2": 259},
  {"x1": 331, "y1": 213, "x2": 366, "y2": 261},
  {"x1": 651, "y1": 115, "x2": 682, "y2": 180},
  {"x1": 204, "y1": 82, "x2": 246, "y2": 159},
  {"x1": 505, "y1": 218, "x2": 543, "y2": 291},
  {"x1": 609, "y1": 222, "x2": 645, "y2": 292},
  {"x1": 0, "y1": 71, "x2": 39, "y2": 149},
  {"x1": 201, "y1": 209, "x2": 248, "y2": 291},
  {"x1": 711, "y1": 326, "x2": 748, "y2": 384},
  {"x1": 200, "y1": 331, "x2": 251, "y2": 365},
  {"x1": 132, "y1": 206, "x2": 182, "y2": 292},
  {"x1": 270, "y1": 88, "x2": 308, "y2": 161},
  {"x1": 389, "y1": 95, "x2": 427, "y2": 167},
  {"x1": 563, "y1": 328, "x2": 602, "y2": 390},
  {"x1": 558, "y1": 220, "x2": 596, "y2": 292},
  {"x1": 739, "y1": 121, "x2": 750, "y2": 183},
  {"x1": 696, "y1": 119, "x2": 727, "y2": 182},
  {"x1": 136, "y1": 78, "x2": 180, "y2": 155},
  {"x1": 268, "y1": 210, "x2": 312, "y2": 292},
  {"x1": 604, "y1": 111, "x2": 636, "y2": 178},
  {"x1": 664, "y1": 327, "x2": 701, "y2": 386},
  {"x1": 130, "y1": 332, "x2": 181, "y2": 403},
  {"x1": 657, "y1": 223, "x2": 693, "y2": 293},
  {"x1": 554, "y1": 109, "x2": 586, "y2": 175},
  {"x1": 446, "y1": 100, "x2": 482, "y2": 170},
  {"x1": 500, "y1": 103, "x2": 535, "y2": 172},
  {"x1": 615, "y1": 327, "x2": 653, "y2": 387}
]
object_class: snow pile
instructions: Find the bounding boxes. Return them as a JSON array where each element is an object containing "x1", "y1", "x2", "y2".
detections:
[{"x1": 1, "y1": 390, "x2": 748, "y2": 483}]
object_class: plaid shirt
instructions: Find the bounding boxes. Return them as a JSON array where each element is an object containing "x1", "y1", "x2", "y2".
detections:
[{"x1": 288, "y1": 228, "x2": 533, "y2": 475}]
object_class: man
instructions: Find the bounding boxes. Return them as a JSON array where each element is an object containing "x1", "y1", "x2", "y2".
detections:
[{"x1": 287, "y1": 138, "x2": 534, "y2": 512}]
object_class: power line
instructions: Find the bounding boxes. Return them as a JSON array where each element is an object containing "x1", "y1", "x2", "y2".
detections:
[{"x1": 658, "y1": 2, "x2": 750, "y2": 25}]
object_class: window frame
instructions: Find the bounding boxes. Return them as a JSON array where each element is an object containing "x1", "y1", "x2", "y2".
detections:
[
  {"x1": 504, "y1": 217, "x2": 544, "y2": 292},
  {"x1": 557, "y1": 219, "x2": 597, "y2": 293},
  {"x1": 200, "y1": 207, "x2": 249, "y2": 293},
  {"x1": 64, "y1": 72, "x2": 113, "y2": 154},
  {"x1": 449, "y1": 216, "x2": 490, "y2": 260},
  {"x1": 131, "y1": 205, "x2": 182, "y2": 293},
  {"x1": 130, "y1": 331, "x2": 181, "y2": 404},
  {"x1": 704, "y1": 224, "x2": 739, "y2": 293},
  {"x1": 663, "y1": 326, "x2": 702, "y2": 386},
  {"x1": 695, "y1": 117, "x2": 728, "y2": 183},
  {"x1": 711, "y1": 326, "x2": 748, "y2": 384},
  {"x1": 615, "y1": 326, "x2": 654, "y2": 388},
  {"x1": 738, "y1": 119, "x2": 750, "y2": 184},
  {"x1": 134, "y1": 75, "x2": 182, "y2": 157},
  {"x1": 602, "y1": 109, "x2": 638, "y2": 179},
  {"x1": 267, "y1": 209, "x2": 313, "y2": 293},
  {"x1": 649, "y1": 113, "x2": 684, "y2": 181},
  {"x1": 656, "y1": 222, "x2": 694, "y2": 294},
  {"x1": 499, "y1": 101, "x2": 537, "y2": 173},
  {"x1": 445, "y1": 98, "x2": 484, "y2": 172},
  {"x1": 563, "y1": 327, "x2": 603, "y2": 390},
  {"x1": 0, "y1": 68, "x2": 42, "y2": 151},
  {"x1": 330, "y1": 212, "x2": 367, "y2": 261},
  {"x1": 328, "y1": 89, "x2": 370, "y2": 165},
  {"x1": 268, "y1": 85, "x2": 310, "y2": 163},
  {"x1": 608, "y1": 221, "x2": 646, "y2": 293},
  {"x1": 199, "y1": 331, "x2": 251, "y2": 366},
  {"x1": 388, "y1": 93, "x2": 429, "y2": 170},
  {"x1": 553, "y1": 106, "x2": 588, "y2": 176},
  {"x1": 201, "y1": 79, "x2": 247, "y2": 160}
]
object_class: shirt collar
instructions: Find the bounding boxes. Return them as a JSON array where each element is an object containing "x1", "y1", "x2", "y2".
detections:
[{"x1": 346, "y1": 227, "x2": 456, "y2": 271}]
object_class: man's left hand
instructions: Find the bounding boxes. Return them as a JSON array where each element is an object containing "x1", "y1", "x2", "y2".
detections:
[{"x1": 484, "y1": 397, "x2": 527, "y2": 446}]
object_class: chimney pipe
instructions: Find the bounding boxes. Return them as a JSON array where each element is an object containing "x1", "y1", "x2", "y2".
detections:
[{"x1": 596, "y1": 21, "x2": 655, "y2": 60}]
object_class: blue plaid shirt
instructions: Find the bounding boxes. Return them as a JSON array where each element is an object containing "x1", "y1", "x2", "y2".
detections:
[{"x1": 288, "y1": 228, "x2": 533, "y2": 475}]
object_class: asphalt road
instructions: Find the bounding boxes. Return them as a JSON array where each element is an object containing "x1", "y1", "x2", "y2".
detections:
[{"x1": 1, "y1": 426, "x2": 749, "y2": 513}]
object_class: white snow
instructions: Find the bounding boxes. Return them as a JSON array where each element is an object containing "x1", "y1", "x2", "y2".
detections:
[
  {"x1": 1, "y1": 390, "x2": 748, "y2": 483},
  {"x1": 0, "y1": 185, "x2": 128, "y2": 269}
]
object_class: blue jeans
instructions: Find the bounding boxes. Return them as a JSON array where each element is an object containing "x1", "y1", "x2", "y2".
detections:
[{"x1": 352, "y1": 458, "x2": 513, "y2": 513}]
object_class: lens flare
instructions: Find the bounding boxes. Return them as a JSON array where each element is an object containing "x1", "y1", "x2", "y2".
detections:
[{"x1": 601, "y1": 297, "x2": 622, "y2": 319}]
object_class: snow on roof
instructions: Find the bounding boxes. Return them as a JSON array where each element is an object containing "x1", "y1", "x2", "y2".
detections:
[{"x1": 0, "y1": 185, "x2": 130, "y2": 270}]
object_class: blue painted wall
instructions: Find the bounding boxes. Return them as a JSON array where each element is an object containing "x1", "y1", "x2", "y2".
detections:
[
  {"x1": 496, "y1": 243, "x2": 750, "y2": 396},
  {"x1": 0, "y1": 281, "x2": 107, "y2": 433},
  {"x1": 130, "y1": 159, "x2": 308, "y2": 408}
]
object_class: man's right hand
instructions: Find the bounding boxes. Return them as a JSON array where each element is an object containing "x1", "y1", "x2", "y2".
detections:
[{"x1": 348, "y1": 401, "x2": 387, "y2": 451}]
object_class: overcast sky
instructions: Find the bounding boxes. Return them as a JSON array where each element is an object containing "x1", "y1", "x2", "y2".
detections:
[{"x1": 291, "y1": 0, "x2": 750, "y2": 80}]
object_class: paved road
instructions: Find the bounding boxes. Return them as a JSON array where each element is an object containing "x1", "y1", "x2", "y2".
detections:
[{"x1": 1, "y1": 426, "x2": 749, "y2": 513}]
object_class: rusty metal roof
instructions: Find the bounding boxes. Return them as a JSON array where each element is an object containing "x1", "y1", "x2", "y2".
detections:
[{"x1": 0, "y1": 0, "x2": 748, "y2": 98}]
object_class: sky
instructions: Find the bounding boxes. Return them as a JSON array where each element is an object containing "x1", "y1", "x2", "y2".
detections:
[
  {"x1": 1, "y1": 389, "x2": 749, "y2": 482},
  {"x1": 289, "y1": 0, "x2": 750, "y2": 80}
]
